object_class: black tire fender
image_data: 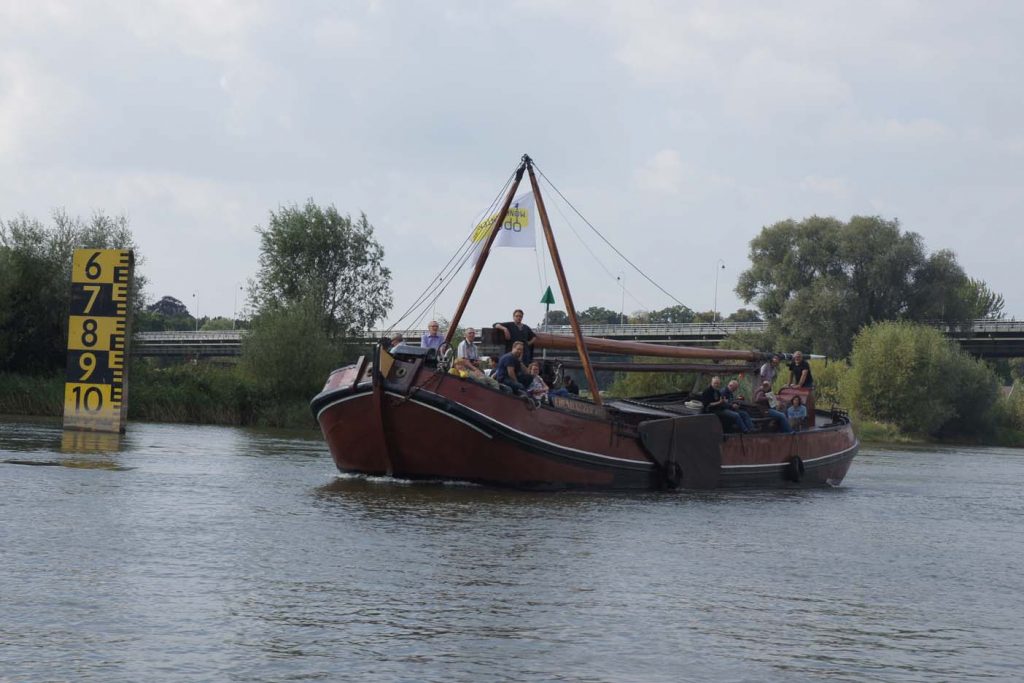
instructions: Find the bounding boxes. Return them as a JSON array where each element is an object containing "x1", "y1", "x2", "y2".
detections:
[{"x1": 786, "y1": 455, "x2": 805, "y2": 482}]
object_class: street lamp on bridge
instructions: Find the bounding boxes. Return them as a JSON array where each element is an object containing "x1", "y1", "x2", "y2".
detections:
[{"x1": 713, "y1": 259, "x2": 725, "y2": 323}]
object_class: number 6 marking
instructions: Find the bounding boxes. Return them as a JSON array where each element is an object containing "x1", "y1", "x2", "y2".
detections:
[{"x1": 85, "y1": 252, "x2": 102, "y2": 279}]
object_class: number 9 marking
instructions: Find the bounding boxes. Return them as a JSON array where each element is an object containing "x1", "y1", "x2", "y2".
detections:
[{"x1": 79, "y1": 352, "x2": 96, "y2": 381}]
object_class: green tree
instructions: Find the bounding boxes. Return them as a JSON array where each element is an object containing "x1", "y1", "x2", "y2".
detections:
[
  {"x1": 646, "y1": 305, "x2": 694, "y2": 324},
  {"x1": 845, "y1": 321, "x2": 999, "y2": 436},
  {"x1": 692, "y1": 310, "x2": 718, "y2": 323},
  {"x1": 726, "y1": 308, "x2": 763, "y2": 322},
  {"x1": 577, "y1": 306, "x2": 623, "y2": 324},
  {"x1": 0, "y1": 211, "x2": 143, "y2": 373},
  {"x1": 736, "y1": 215, "x2": 1003, "y2": 357},
  {"x1": 251, "y1": 200, "x2": 392, "y2": 338},
  {"x1": 201, "y1": 317, "x2": 235, "y2": 331},
  {"x1": 541, "y1": 309, "x2": 570, "y2": 326},
  {"x1": 241, "y1": 298, "x2": 349, "y2": 400}
]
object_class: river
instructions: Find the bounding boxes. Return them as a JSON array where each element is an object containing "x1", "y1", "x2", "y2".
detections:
[{"x1": 1, "y1": 415, "x2": 1022, "y2": 682}]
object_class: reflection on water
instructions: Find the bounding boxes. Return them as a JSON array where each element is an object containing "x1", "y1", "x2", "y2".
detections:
[
  {"x1": 1, "y1": 416, "x2": 1023, "y2": 682},
  {"x1": 61, "y1": 429, "x2": 123, "y2": 454}
]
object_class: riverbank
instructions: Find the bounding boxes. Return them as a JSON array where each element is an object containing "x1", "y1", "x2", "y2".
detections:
[
  {"x1": 3, "y1": 370, "x2": 1021, "y2": 445},
  {"x1": 0, "y1": 367, "x2": 319, "y2": 430}
]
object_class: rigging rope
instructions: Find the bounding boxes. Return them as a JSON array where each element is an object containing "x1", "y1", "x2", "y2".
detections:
[
  {"x1": 541, "y1": 176, "x2": 648, "y2": 312},
  {"x1": 534, "y1": 162, "x2": 693, "y2": 312},
  {"x1": 384, "y1": 169, "x2": 516, "y2": 333}
]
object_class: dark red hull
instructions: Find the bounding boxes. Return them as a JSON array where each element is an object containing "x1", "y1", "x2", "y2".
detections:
[{"x1": 312, "y1": 353, "x2": 857, "y2": 491}]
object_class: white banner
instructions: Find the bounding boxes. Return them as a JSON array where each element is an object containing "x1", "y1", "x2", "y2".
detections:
[{"x1": 470, "y1": 192, "x2": 535, "y2": 264}]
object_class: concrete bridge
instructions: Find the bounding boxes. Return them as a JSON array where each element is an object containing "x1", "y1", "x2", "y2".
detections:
[{"x1": 133, "y1": 320, "x2": 1024, "y2": 359}]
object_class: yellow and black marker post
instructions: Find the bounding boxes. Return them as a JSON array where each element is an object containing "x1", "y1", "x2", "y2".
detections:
[{"x1": 63, "y1": 249, "x2": 134, "y2": 433}]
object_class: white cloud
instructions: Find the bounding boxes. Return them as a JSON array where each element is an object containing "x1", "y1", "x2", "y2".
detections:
[
  {"x1": 0, "y1": 53, "x2": 82, "y2": 160},
  {"x1": 799, "y1": 175, "x2": 849, "y2": 201},
  {"x1": 1, "y1": 0, "x2": 1023, "y2": 320}
]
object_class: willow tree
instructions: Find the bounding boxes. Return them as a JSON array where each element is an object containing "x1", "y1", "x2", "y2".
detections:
[
  {"x1": 250, "y1": 200, "x2": 392, "y2": 339},
  {"x1": 736, "y1": 215, "x2": 1003, "y2": 358}
]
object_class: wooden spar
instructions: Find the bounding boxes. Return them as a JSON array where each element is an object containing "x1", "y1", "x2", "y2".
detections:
[
  {"x1": 444, "y1": 160, "x2": 527, "y2": 345},
  {"x1": 526, "y1": 160, "x2": 603, "y2": 405},
  {"x1": 532, "y1": 331, "x2": 774, "y2": 362},
  {"x1": 558, "y1": 360, "x2": 761, "y2": 374}
]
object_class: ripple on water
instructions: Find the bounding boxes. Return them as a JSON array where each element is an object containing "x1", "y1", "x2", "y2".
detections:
[{"x1": 1, "y1": 417, "x2": 1023, "y2": 681}]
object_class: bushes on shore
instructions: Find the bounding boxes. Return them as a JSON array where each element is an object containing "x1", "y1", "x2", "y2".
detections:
[{"x1": 845, "y1": 321, "x2": 999, "y2": 437}]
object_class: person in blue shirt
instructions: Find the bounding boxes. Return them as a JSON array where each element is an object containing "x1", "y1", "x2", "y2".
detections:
[
  {"x1": 787, "y1": 395, "x2": 808, "y2": 431},
  {"x1": 494, "y1": 341, "x2": 528, "y2": 393},
  {"x1": 420, "y1": 321, "x2": 443, "y2": 350}
]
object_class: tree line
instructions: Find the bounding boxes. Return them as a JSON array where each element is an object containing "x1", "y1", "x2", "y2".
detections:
[{"x1": 2, "y1": 206, "x2": 1020, "y2": 440}]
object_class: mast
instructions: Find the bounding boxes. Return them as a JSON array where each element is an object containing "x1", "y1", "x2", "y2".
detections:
[
  {"x1": 526, "y1": 159, "x2": 603, "y2": 405},
  {"x1": 445, "y1": 158, "x2": 527, "y2": 345},
  {"x1": 532, "y1": 331, "x2": 775, "y2": 362}
]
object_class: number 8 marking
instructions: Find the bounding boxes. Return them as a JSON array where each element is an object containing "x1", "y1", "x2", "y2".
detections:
[{"x1": 82, "y1": 319, "x2": 98, "y2": 347}]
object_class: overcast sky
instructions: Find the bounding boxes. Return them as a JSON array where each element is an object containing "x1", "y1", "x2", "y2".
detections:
[{"x1": 2, "y1": 0, "x2": 1022, "y2": 330}]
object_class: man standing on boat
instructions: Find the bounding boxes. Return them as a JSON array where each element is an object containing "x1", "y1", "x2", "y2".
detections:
[
  {"x1": 494, "y1": 309, "x2": 536, "y2": 364},
  {"x1": 494, "y1": 341, "x2": 528, "y2": 393},
  {"x1": 759, "y1": 354, "x2": 781, "y2": 387},
  {"x1": 788, "y1": 351, "x2": 814, "y2": 388},
  {"x1": 420, "y1": 321, "x2": 443, "y2": 350}
]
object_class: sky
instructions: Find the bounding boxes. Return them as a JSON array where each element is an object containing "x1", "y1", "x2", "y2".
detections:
[{"x1": 2, "y1": 0, "x2": 1022, "y2": 331}]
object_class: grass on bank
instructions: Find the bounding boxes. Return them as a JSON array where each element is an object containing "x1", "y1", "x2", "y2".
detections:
[{"x1": 0, "y1": 363, "x2": 321, "y2": 429}]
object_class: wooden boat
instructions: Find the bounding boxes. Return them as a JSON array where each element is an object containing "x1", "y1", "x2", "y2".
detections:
[{"x1": 312, "y1": 156, "x2": 857, "y2": 490}]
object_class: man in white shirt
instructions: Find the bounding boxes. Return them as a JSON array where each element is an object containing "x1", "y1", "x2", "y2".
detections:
[{"x1": 457, "y1": 327, "x2": 480, "y2": 368}]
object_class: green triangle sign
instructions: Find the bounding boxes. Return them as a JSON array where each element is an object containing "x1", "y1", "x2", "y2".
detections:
[{"x1": 540, "y1": 286, "x2": 556, "y2": 305}]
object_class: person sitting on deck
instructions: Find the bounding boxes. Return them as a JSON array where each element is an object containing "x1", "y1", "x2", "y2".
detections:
[
  {"x1": 389, "y1": 332, "x2": 405, "y2": 349},
  {"x1": 787, "y1": 395, "x2": 808, "y2": 431},
  {"x1": 493, "y1": 309, "x2": 536, "y2": 364},
  {"x1": 754, "y1": 380, "x2": 792, "y2": 433},
  {"x1": 787, "y1": 351, "x2": 814, "y2": 389},
  {"x1": 563, "y1": 374, "x2": 580, "y2": 395},
  {"x1": 700, "y1": 376, "x2": 749, "y2": 434},
  {"x1": 457, "y1": 327, "x2": 480, "y2": 368},
  {"x1": 527, "y1": 361, "x2": 570, "y2": 402},
  {"x1": 494, "y1": 341, "x2": 528, "y2": 393},
  {"x1": 420, "y1": 321, "x2": 443, "y2": 350},
  {"x1": 722, "y1": 380, "x2": 755, "y2": 433}
]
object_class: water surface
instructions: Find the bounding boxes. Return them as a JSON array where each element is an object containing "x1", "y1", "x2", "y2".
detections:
[{"x1": 2, "y1": 416, "x2": 1022, "y2": 682}]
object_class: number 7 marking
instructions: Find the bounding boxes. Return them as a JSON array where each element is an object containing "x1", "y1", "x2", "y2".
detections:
[{"x1": 83, "y1": 285, "x2": 101, "y2": 313}]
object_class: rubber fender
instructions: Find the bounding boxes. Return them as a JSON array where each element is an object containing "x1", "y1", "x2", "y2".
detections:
[
  {"x1": 665, "y1": 461, "x2": 683, "y2": 489},
  {"x1": 786, "y1": 455, "x2": 805, "y2": 482}
]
